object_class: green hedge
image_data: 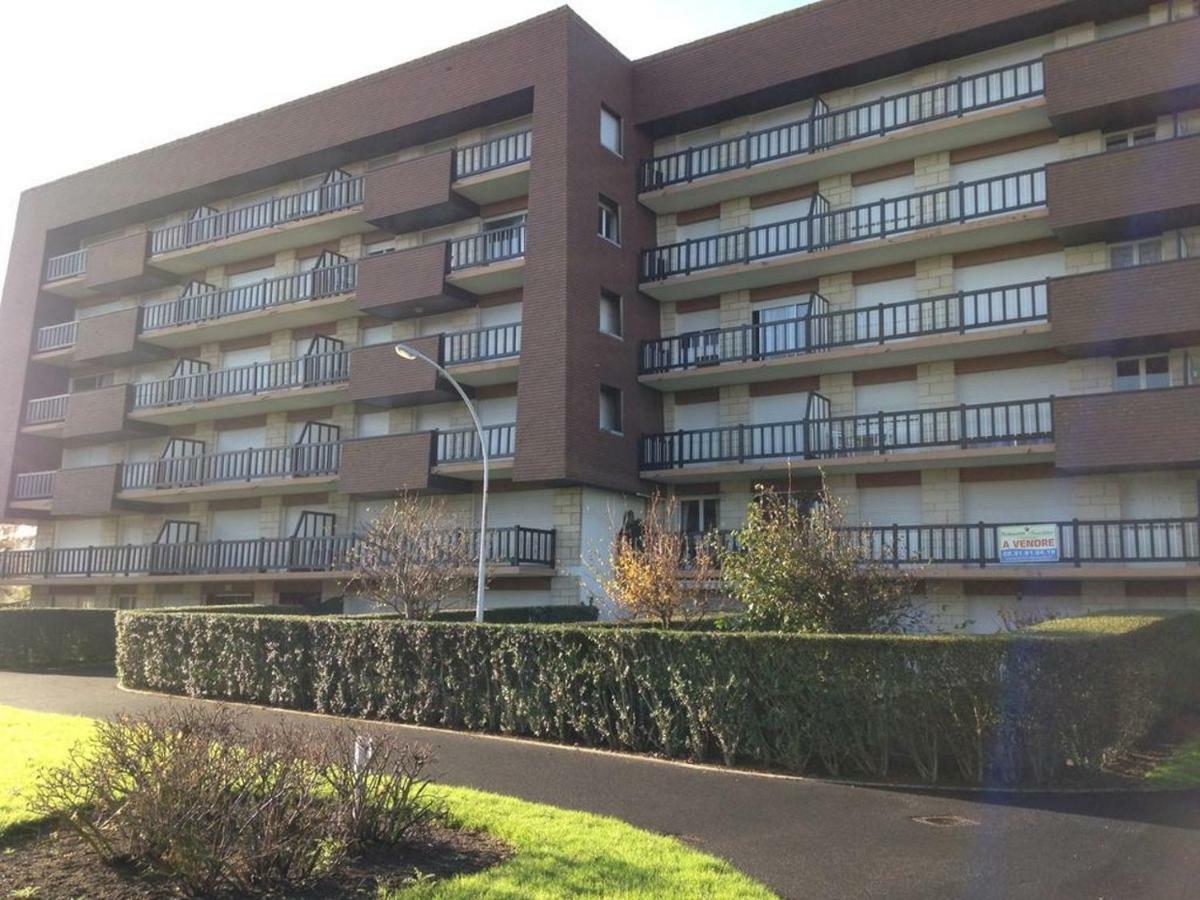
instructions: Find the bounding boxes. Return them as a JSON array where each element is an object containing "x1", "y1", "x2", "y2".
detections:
[
  {"x1": 430, "y1": 605, "x2": 599, "y2": 624},
  {"x1": 0, "y1": 609, "x2": 117, "y2": 670},
  {"x1": 116, "y1": 611, "x2": 1200, "y2": 786}
]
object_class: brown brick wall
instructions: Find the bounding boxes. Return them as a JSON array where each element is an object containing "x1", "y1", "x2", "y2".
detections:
[
  {"x1": 1054, "y1": 386, "x2": 1200, "y2": 472},
  {"x1": 61, "y1": 384, "x2": 131, "y2": 441},
  {"x1": 363, "y1": 152, "x2": 476, "y2": 233},
  {"x1": 81, "y1": 231, "x2": 168, "y2": 294},
  {"x1": 1050, "y1": 257, "x2": 1200, "y2": 354},
  {"x1": 355, "y1": 243, "x2": 467, "y2": 318},
  {"x1": 338, "y1": 433, "x2": 445, "y2": 495},
  {"x1": 348, "y1": 337, "x2": 454, "y2": 407},
  {"x1": 50, "y1": 464, "x2": 120, "y2": 517},
  {"x1": 73, "y1": 308, "x2": 142, "y2": 364},
  {"x1": 1045, "y1": 16, "x2": 1200, "y2": 133},
  {"x1": 1047, "y1": 135, "x2": 1200, "y2": 243}
]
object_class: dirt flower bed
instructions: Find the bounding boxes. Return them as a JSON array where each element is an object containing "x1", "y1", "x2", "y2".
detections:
[{"x1": 13, "y1": 707, "x2": 510, "y2": 898}]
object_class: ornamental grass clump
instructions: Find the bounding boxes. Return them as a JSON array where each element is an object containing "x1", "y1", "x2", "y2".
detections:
[{"x1": 32, "y1": 707, "x2": 440, "y2": 897}]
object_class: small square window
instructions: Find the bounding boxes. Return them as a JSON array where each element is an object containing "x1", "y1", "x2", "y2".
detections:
[
  {"x1": 1109, "y1": 245, "x2": 1136, "y2": 269},
  {"x1": 599, "y1": 290, "x2": 623, "y2": 337},
  {"x1": 1144, "y1": 354, "x2": 1170, "y2": 389},
  {"x1": 600, "y1": 107, "x2": 623, "y2": 156},
  {"x1": 598, "y1": 196, "x2": 620, "y2": 245},
  {"x1": 599, "y1": 385, "x2": 623, "y2": 434},
  {"x1": 1137, "y1": 240, "x2": 1161, "y2": 265}
]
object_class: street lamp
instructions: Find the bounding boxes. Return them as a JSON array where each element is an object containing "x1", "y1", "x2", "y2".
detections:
[{"x1": 394, "y1": 342, "x2": 489, "y2": 623}]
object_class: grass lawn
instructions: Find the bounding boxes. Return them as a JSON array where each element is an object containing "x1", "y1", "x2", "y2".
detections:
[
  {"x1": 0, "y1": 705, "x2": 774, "y2": 899},
  {"x1": 1145, "y1": 740, "x2": 1200, "y2": 789}
]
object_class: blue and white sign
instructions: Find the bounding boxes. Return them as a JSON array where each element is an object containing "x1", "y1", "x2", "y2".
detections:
[{"x1": 997, "y1": 523, "x2": 1060, "y2": 564}]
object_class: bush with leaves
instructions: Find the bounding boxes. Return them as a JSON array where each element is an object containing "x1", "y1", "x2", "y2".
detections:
[
  {"x1": 340, "y1": 494, "x2": 475, "y2": 619},
  {"x1": 721, "y1": 485, "x2": 922, "y2": 634},
  {"x1": 33, "y1": 706, "x2": 440, "y2": 897},
  {"x1": 598, "y1": 493, "x2": 721, "y2": 629}
]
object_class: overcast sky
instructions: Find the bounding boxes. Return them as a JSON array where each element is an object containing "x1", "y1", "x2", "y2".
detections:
[{"x1": 0, "y1": 0, "x2": 809, "y2": 285}]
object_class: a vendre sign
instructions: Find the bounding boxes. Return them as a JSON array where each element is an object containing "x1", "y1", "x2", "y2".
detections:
[{"x1": 997, "y1": 523, "x2": 1061, "y2": 564}]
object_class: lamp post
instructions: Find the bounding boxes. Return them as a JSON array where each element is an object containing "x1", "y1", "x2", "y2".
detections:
[{"x1": 394, "y1": 343, "x2": 489, "y2": 623}]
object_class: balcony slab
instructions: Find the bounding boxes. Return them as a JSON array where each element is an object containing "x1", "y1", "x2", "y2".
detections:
[
  {"x1": 448, "y1": 355, "x2": 521, "y2": 387},
  {"x1": 127, "y1": 382, "x2": 348, "y2": 427},
  {"x1": 118, "y1": 473, "x2": 339, "y2": 505},
  {"x1": 138, "y1": 291, "x2": 358, "y2": 348},
  {"x1": 453, "y1": 161, "x2": 531, "y2": 206},
  {"x1": 446, "y1": 256, "x2": 525, "y2": 295}
]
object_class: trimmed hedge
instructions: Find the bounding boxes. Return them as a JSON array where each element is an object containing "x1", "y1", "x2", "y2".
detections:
[
  {"x1": 0, "y1": 609, "x2": 117, "y2": 670},
  {"x1": 116, "y1": 611, "x2": 1200, "y2": 786},
  {"x1": 431, "y1": 605, "x2": 599, "y2": 624}
]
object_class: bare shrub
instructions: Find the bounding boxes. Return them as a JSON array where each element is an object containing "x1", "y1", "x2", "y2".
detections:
[
  {"x1": 599, "y1": 493, "x2": 720, "y2": 629},
  {"x1": 340, "y1": 494, "x2": 475, "y2": 618},
  {"x1": 33, "y1": 707, "x2": 440, "y2": 897}
]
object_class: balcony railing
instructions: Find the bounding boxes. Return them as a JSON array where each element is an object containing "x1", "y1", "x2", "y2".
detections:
[
  {"x1": 24, "y1": 394, "x2": 69, "y2": 426},
  {"x1": 34, "y1": 321, "x2": 79, "y2": 353},
  {"x1": 0, "y1": 526, "x2": 556, "y2": 579},
  {"x1": 454, "y1": 130, "x2": 532, "y2": 179},
  {"x1": 149, "y1": 176, "x2": 365, "y2": 255},
  {"x1": 120, "y1": 442, "x2": 342, "y2": 492},
  {"x1": 840, "y1": 517, "x2": 1200, "y2": 567},
  {"x1": 436, "y1": 424, "x2": 516, "y2": 463},
  {"x1": 641, "y1": 280, "x2": 1049, "y2": 373},
  {"x1": 449, "y1": 224, "x2": 526, "y2": 271},
  {"x1": 639, "y1": 58, "x2": 1044, "y2": 191},
  {"x1": 640, "y1": 168, "x2": 1047, "y2": 281},
  {"x1": 641, "y1": 397, "x2": 1053, "y2": 470},
  {"x1": 44, "y1": 249, "x2": 87, "y2": 282},
  {"x1": 687, "y1": 517, "x2": 1200, "y2": 568},
  {"x1": 442, "y1": 323, "x2": 522, "y2": 365},
  {"x1": 131, "y1": 350, "x2": 350, "y2": 410},
  {"x1": 12, "y1": 471, "x2": 55, "y2": 501},
  {"x1": 141, "y1": 262, "x2": 357, "y2": 331}
]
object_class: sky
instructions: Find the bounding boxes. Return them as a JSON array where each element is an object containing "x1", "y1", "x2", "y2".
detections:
[{"x1": 0, "y1": 0, "x2": 810, "y2": 287}]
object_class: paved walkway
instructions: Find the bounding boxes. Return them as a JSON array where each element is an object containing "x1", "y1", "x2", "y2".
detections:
[{"x1": 2, "y1": 670, "x2": 1197, "y2": 899}]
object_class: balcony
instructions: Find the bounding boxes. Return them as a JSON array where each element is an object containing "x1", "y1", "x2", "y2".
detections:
[
  {"x1": 639, "y1": 58, "x2": 1048, "y2": 213},
  {"x1": 349, "y1": 337, "x2": 458, "y2": 407},
  {"x1": 140, "y1": 261, "x2": 358, "y2": 346},
  {"x1": 640, "y1": 280, "x2": 1050, "y2": 388},
  {"x1": 129, "y1": 350, "x2": 350, "y2": 425},
  {"x1": 434, "y1": 424, "x2": 516, "y2": 479},
  {"x1": 355, "y1": 244, "x2": 469, "y2": 319},
  {"x1": 32, "y1": 308, "x2": 161, "y2": 368},
  {"x1": 838, "y1": 517, "x2": 1199, "y2": 576},
  {"x1": 147, "y1": 175, "x2": 366, "y2": 273},
  {"x1": 42, "y1": 234, "x2": 175, "y2": 299},
  {"x1": 60, "y1": 384, "x2": 162, "y2": 443},
  {"x1": 1044, "y1": 17, "x2": 1200, "y2": 133},
  {"x1": 1054, "y1": 385, "x2": 1200, "y2": 473},
  {"x1": 642, "y1": 397, "x2": 1054, "y2": 481},
  {"x1": 10, "y1": 471, "x2": 55, "y2": 510},
  {"x1": 446, "y1": 224, "x2": 526, "y2": 294},
  {"x1": 119, "y1": 442, "x2": 342, "y2": 502},
  {"x1": 364, "y1": 131, "x2": 531, "y2": 232},
  {"x1": 442, "y1": 322, "x2": 521, "y2": 385},
  {"x1": 1050, "y1": 256, "x2": 1200, "y2": 355},
  {"x1": 0, "y1": 526, "x2": 555, "y2": 584},
  {"x1": 640, "y1": 169, "x2": 1049, "y2": 301},
  {"x1": 1047, "y1": 136, "x2": 1200, "y2": 244},
  {"x1": 23, "y1": 394, "x2": 68, "y2": 429}
]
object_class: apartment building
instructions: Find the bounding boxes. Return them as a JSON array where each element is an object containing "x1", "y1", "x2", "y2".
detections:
[{"x1": 1, "y1": 0, "x2": 1198, "y2": 627}]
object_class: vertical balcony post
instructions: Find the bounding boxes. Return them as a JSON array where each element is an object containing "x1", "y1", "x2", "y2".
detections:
[
  {"x1": 1072, "y1": 519, "x2": 1081, "y2": 568},
  {"x1": 978, "y1": 522, "x2": 987, "y2": 568}
]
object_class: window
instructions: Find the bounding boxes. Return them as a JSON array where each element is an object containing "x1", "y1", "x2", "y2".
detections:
[
  {"x1": 70, "y1": 372, "x2": 115, "y2": 392},
  {"x1": 1109, "y1": 239, "x2": 1161, "y2": 269},
  {"x1": 599, "y1": 290, "x2": 623, "y2": 337},
  {"x1": 600, "y1": 107, "x2": 623, "y2": 156},
  {"x1": 1186, "y1": 352, "x2": 1199, "y2": 386},
  {"x1": 598, "y1": 196, "x2": 620, "y2": 245},
  {"x1": 599, "y1": 385, "x2": 623, "y2": 434},
  {"x1": 680, "y1": 498, "x2": 719, "y2": 535},
  {"x1": 1115, "y1": 355, "x2": 1170, "y2": 391},
  {"x1": 364, "y1": 238, "x2": 394, "y2": 257},
  {"x1": 1103, "y1": 125, "x2": 1156, "y2": 152}
]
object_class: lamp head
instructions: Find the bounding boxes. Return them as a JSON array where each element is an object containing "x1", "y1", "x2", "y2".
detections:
[{"x1": 393, "y1": 344, "x2": 416, "y2": 361}]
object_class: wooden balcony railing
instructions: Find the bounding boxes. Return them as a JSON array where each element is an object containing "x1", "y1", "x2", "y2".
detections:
[
  {"x1": 454, "y1": 130, "x2": 532, "y2": 179},
  {"x1": 435, "y1": 424, "x2": 516, "y2": 463},
  {"x1": 120, "y1": 442, "x2": 343, "y2": 492},
  {"x1": 641, "y1": 280, "x2": 1049, "y2": 373},
  {"x1": 141, "y1": 262, "x2": 357, "y2": 331},
  {"x1": 131, "y1": 350, "x2": 350, "y2": 410},
  {"x1": 0, "y1": 526, "x2": 556, "y2": 579},
  {"x1": 449, "y1": 224, "x2": 526, "y2": 271},
  {"x1": 641, "y1": 397, "x2": 1053, "y2": 470},
  {"x1": 639, "y1": 58, "x2": 1044, "y2": 191},
  {"x1": 441, "y1": 323, "x2": 522, "y2": 365},
  {"x1": 640, "y1": 168, "x2": 1046, "y2": 281},
  {"x1": 149, "y1": 176, "x2": 364, "y2": 255}
]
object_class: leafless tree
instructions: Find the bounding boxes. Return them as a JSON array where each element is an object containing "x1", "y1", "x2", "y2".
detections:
[{"x1": 340, "y1": 495, "x2": 476, "y2": 619}]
